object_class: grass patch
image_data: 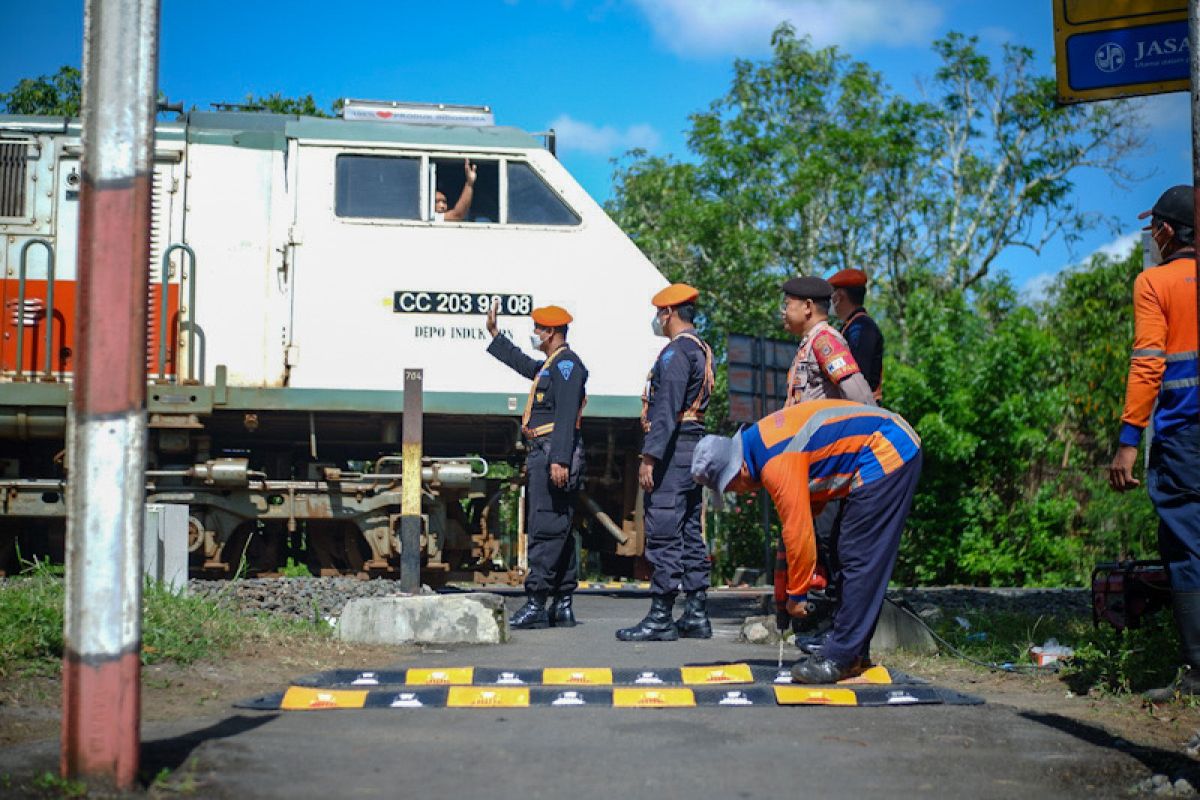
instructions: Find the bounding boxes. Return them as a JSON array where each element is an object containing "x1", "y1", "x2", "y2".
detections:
[
  {"x1": 0, "y1": 563, "x2": 327, "y2": 678},
  {"x1": 923, "y1": 606, "x2": 1180, "y2": 694}
]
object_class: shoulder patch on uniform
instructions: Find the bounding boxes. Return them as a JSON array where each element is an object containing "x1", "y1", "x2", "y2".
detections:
[
  {"x1": 812, "y1": 331, "x2": 859, "y2": 383},
  {"x1": 661, "y1": 349, "x2": 676, "y2": 366},
  {"x1": 557, "y1": 360, "x2": 575, "y2": 380}
]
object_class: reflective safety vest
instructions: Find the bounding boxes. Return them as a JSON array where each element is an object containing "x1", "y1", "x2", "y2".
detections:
[{"x1": 640, "y1": 332, "x2": 715, "y2": 433}]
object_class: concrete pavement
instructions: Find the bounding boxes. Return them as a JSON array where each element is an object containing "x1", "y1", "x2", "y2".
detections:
[{"x1": 0, "y1": 593, "x2": 1168, "y2": 798}]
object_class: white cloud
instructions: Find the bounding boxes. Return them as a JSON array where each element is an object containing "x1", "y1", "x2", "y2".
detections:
[
  {"x1": 548, "y1": 114, "x2": 661, "y2": 156},
  {"x1": 1092, "y1": 230, "x2": 1142, "y2": 260},
  {"x1": 629, "y1": 0, "x2": 944, "y2": 57},
  {"x1": 1021, "y1": 231, "x2": 1141, "y2": 302}
]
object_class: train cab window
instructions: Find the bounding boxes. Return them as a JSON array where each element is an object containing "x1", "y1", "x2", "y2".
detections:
[
  {"x1": 429, "y1": 157, "x2": 499, "y2": 223},
  {"x1": 335, "y1": 154, "x2": 421, "y2": 219},
  {"x1": 506, "y1": 161, "x2": 580, "y2": 226}
]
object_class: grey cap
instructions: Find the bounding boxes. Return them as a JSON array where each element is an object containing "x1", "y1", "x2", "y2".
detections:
[{"x1": 690, "y1": 433, "x2": 744, "y2": 511}]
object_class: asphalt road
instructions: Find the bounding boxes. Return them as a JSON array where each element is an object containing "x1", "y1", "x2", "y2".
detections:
[{"x1": 0, "y1": 594, "x2": 1168, "y2": 798}]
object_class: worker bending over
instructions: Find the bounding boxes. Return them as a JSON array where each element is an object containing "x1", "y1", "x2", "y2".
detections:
[{"x1": 691, "y1": 400, "x2": 922, "y2": 683}]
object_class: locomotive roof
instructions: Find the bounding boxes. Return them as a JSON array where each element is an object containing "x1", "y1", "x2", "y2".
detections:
[{"x1": 0, "y1": 111, "x2": 544, "y2": 151}]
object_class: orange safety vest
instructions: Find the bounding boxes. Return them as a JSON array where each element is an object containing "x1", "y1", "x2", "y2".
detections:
[
  {"x1": 521, "y1": 346, "x2": 586, "y2": 439},
  {"x1": 640, "y1": 332, "x2": 715, "y2": 433}
]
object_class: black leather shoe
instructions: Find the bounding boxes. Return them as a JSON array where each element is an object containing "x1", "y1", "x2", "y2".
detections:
[
  {"x1": 510, "y1": 592, "x2": 550, "y2": 629},
  {"x1": 548, "y1": 594, "x2": 577, "y2": 628},
  {"x1": 675, "y1": 590, "x2": 712, "y2": 639},
  {"x1": 790, "y1": 654, "x2": 864, "y2": 684},
  {"x1": 616, "y1": 594, "x2": 679, "y2": 641}
]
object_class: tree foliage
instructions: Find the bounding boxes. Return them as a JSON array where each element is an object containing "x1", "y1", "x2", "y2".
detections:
[
  {"x1": 0, "y1": 66, "x2": 81, "y2": 116},
  {"x1": 608, "y1": 27, "x2": 1142, "y2": 339},
  {"x1": 239, "y1": 93, "x2": 335, "y2": 117},
  {"x1": 610, "y1": 26, "x2": 1155, "y2": 586}
]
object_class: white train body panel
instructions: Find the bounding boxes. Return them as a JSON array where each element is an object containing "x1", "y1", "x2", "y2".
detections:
[{"x1": 1, "y1": 112, "x2": 669, "y2": 416}]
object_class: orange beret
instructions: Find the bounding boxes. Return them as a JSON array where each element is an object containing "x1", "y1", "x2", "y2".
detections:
[
  {"x1": 531, "y1": 305, "x2": 573, "y2": 327},
  {"x1": 651, "y1": 283, "x2": 700, "y2": 308},
  {"x1": 827, "y1": 269, "x2": 868, "y2": 288}
]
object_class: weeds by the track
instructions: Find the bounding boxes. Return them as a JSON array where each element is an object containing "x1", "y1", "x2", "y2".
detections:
[
  {"x1": 921, "y1": 606, "x2": 1180, "y2": 695},
  {"x1": 0, "y1": 560, "x2": 328, "y2": 678}
]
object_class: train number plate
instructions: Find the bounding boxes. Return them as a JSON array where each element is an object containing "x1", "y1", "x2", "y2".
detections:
[{"x1": 393, "y1": 291, "x2": 533, "y2": 315}]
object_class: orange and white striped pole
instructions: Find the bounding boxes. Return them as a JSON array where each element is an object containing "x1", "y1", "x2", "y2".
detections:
[{"x1": 61, "y1": 0, "x2": 160, "y2": 788}]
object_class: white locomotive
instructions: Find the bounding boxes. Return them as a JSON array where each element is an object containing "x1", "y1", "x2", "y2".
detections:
[{"x1": 0, "y1": 100, "x2": 665, "y2": 580}]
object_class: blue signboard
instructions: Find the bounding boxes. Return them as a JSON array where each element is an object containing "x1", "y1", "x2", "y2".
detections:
[{"x1": 1065, "y1": 19, "x2": 1189, "y2": 90}]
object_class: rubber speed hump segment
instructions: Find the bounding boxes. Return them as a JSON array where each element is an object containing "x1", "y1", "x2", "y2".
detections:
[{"x1": 238, "y1": 661, "x2": 985, "y2": 711}]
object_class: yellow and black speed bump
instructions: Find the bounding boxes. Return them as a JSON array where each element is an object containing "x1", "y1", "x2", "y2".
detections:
[
  {"x1": 289, "y1": 663, "x2": 904, "y2": 689},
  {"x1": 236, "y1": 662, "x2": 983, "y2": 710}
]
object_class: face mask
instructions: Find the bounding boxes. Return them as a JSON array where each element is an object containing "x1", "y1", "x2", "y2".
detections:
[
  {"x1": 1146, "y1": 228, "x2": 1164, "y2": 266},
  {"x1": 651, "y1": 312, "x2": 666, "y2": 337},
  {"x1": 530, "y1": 332, "x2": 546, "y2": 351}
]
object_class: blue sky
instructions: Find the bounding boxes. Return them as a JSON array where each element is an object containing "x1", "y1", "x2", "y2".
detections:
[{"x1": 2, "y1": 0, "x2": 1191, "y2": 294}]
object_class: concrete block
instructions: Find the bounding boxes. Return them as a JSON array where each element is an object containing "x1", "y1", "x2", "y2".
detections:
[
  {"x1": 144, "y1": 503, "x2": 188, "y2": 593},
  {"x1": 338, "y1": 593, "x2": 509, "y2": 645},
  {"x1": 870, "y1": 601, "x2": 937, "y2": 654}
]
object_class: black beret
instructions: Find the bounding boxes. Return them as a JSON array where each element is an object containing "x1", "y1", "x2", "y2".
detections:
[{"x1": 781, "y1": 275, "x2": 833, "y2": 300}]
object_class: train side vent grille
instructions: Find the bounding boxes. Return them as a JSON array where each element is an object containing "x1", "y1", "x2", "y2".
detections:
[{"x1": 0, "y1": 143, "x2": 28, "y2": 218}]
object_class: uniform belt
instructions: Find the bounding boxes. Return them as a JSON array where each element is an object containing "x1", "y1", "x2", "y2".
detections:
[{"x1": 522, "y1": 423, "x2": 555, "y2": 439}]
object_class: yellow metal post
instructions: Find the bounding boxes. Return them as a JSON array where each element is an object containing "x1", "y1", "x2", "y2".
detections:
[{"x1": 400, "y1": 368, "x2": 423, "y2": 592}]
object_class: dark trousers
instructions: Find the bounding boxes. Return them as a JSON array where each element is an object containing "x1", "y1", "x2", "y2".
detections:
[
  {"x1": 1150, "y1": 424, "x2": 1200, "y2": 591},
  {"x1": 822, "y1": 452, "x2": 923, "y2": 666},
  {"x1": 524, "y1": 437, "x2": 580, "y2": 595},
  {"x1": 644, "y1": 434, "x2": 709, "y2": 596}
]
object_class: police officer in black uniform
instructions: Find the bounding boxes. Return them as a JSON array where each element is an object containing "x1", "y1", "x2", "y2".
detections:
[
  {"x1": 828, "y1": 269, "x2": 884, "y2": 402},
  {"x1": 486, "y1": 302, "x2": 588, "y2": 629},
  {"x1": 617, "y1": 283, "x2": 715, "y2": 642}
]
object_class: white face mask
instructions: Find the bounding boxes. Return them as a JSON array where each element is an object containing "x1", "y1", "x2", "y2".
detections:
[
  {"x1": 651, "y1": 311, "x2": 666, "y2": 337},
  {"x1": 1145, "y1": 227, "x2": 1164, "y2": 266},
  {"x1": 530, "y1": 332, "x2": 547, "y2": 351}
]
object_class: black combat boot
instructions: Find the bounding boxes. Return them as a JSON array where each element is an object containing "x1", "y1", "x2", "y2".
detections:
[
  {"x1": 509, "y1": 591, "x2": 550, "y2": 630},
  {"x1": 675, "y1": 590, "x2": 713, "y2": 639},
  {"x1": 548, "y1": 594, "x2": 577, "y2": 628},
  {"x1": 615, "y1": 594, "x2": 679, "y2": 641},
  {"x1": 790, "y1": 653, "x2": 865, "y2": 684},
  {"x1": 1145, "y1": 591, "x2": 1200, "y2": 702}
]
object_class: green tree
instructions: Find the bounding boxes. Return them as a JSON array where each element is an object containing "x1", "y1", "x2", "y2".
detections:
[
  {"x1": 240, "y1": 93, "x2": 333, "y2": 117},
  {"x1": 608, "y1": 27, "x2": 1142, "y2": 341},
  {"x1": 0, "y1": 66, "x2": 81, "y2": 116}
]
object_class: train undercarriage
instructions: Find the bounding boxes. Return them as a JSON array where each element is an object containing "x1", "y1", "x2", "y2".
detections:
[{"x1": 0, "y1": 380, "x2": 648, "y2": 583}]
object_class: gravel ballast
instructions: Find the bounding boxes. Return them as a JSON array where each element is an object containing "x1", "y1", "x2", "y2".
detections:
[{"x1": 184, "y1": 578, "x2": 1092, "y2": 624}]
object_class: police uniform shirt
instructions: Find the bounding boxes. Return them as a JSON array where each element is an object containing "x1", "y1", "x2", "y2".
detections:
[
  {"x1": 842, "y1": 307, "x2": 884, "y2": 394},
  {"x1": 642, "y1": 330, "x2": 712, "y2": 460},
  {"x1": 785, "y1": 321, "x2": 875, "y2": 407},
  {"x1": 487, "y1": 334, "x2": 588, "y2": 465}
]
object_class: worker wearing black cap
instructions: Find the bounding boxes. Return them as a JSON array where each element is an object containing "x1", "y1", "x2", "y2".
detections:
[
  {"x1": 486, "y1": 303, "x2": 589, "y2": 630},
  {"x1": 780, "y1": 276, "x2": 875, "y2": 408},
  {"x1": 617, "y1": 283, "x2": 716, "y2": 642},
  {"x1": 1110, "y1": 185, "x2": 1200, "y2": 701},
  {"x1": 778, "y1": 275, "x2": 875, "y2": 655}
]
